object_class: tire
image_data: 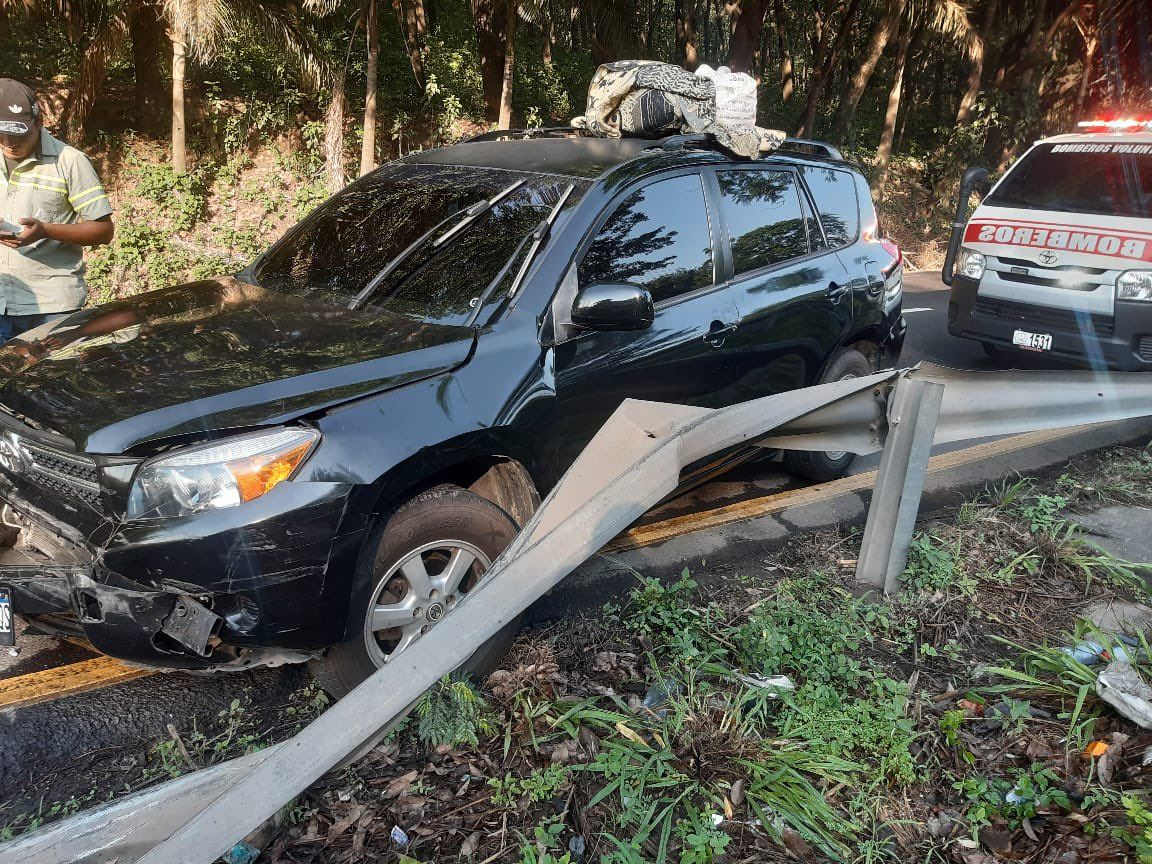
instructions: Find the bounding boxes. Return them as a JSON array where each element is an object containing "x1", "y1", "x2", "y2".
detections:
[
  {"x1": 783, "y1": 348, "x2": 873, "y2": 483},
  {"x1": 309, "y1": 485, "x2": 522, "y2": 698},
  {"x1": 982, "y1": 341, "x2": 1011, "y2": 366}
]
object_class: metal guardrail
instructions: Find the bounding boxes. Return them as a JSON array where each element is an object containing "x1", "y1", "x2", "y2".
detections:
[{"x1": 4, "y1": 363, "x2": 1152, "y2": 864}]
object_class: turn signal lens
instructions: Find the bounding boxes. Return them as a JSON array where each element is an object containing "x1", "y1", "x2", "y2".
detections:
[
  {"x1": 229, "y1": 440, "x2": 316, "y2": 502},
  {"x1": 127, "y1": 428, "x2": 320, "y2": 519},
  {"x1": 1117, "y1": 270, "x2": 1152, "y2": 302},
  {"x1": 960, "y1": 247, "x2": 986, "y2": 281}
]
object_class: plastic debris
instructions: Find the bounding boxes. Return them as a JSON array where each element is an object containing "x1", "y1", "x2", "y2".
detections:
[
  {"x1": 222, "y1": 841, "x2": 261, "y2": 864},
  {"x1": 568, "y1": 834, "x2": 587, "y2": 863},
  {"x1": 1083, "y1": 740, "x2": 1109, "y2": 758},
  {"x1": 641, "y1": 678, "x2": 682, "y2": 711},
  {"x1": 1061, "y1": 639, "x2": 1134, "y2": 666},
  {"x1": 1096, "y1": 661, "x2": 1152, "y2": 730},
  {"x1": 1005, "y1": 786, "x2": 1026, "y2": 805},
  {"x1": 390, "y1": 825, "x2": 410, "y2": 848},
  {"x1": 731, "y1": 672, "x2": 795, "y2": 695}
]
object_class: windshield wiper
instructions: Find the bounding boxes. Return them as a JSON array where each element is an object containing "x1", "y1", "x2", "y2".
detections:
[
  {"x1": 348, "y1": 179, "x2": 527, "y2": 311},
  {"x1": 505, "y1": 184, "x2": 576, "y2": 304}
]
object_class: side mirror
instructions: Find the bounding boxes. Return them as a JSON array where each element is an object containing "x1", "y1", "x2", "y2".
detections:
[
  {"x1": 571, "y1": 283, "x2": 654, "y2": 332},
  {"x1": 942, "y1": 166, "x2": 991, "y2": 286}
]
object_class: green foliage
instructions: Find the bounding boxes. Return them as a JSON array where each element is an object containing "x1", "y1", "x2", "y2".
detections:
[
  {"x1": 488, "y1": 764, "x2": 568, "y2": 809},
  {"x1": 954, "y1": 763, "x2": 1072, "y2": 833},
  {"x1": 415, "y1": 674, "x2": 495, "y2": 748},
  {"x1": 1115, "y1": 796, "x2": 1152, "y2": 863},
  {"x1": 901, "y1": 533, "x2": 967, "y2": 593},
  {"x1": 130, "y1": 162, "x2": 212, "y2": 231}
]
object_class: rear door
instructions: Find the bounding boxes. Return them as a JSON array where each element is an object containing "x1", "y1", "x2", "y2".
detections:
[
  {"x1": 551, "y1": 170, "x2": 741, "y2": 465},
  {"x1": 710, "y1": 165, "x2": 854, "y2": 400}
]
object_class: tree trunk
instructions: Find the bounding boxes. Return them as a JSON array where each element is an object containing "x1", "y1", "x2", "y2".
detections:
[
  {"x1": 1077, "y1": 35, "x2": 1097, "y2": 116},
  {"x1": 676, "y1": 0, "x2": 700, "y2": 70},
  {"x1": 796, "y1": 0, "x2": 861, "y2": 137},
  {"x1": 392, "y1": 0, "x2": 425, "y2": 88},
  {"x1": 727, "y1": 0, "x2": 767, "y2": 73},
  {"x1": 129, "y1": 3, "x2": 167, "y2": 131},
  {"x1": 170, "y1": 25, "x2": 187, "y2": 173},
  {"x1": 955, "y1": 0, "x2": 998, "y2": 125},
  {"x1": 773, "y1": 0, "x2": 793, "y2": 102},
  {"x1": 471, "y1": 0, "x2": 508, "y2": 121},
  {"x1": 830, "y1": 0, "x2": 903, "y2": 140},
  {"x1": 872, "y1": 9, "x2": 912, "y2": 198},
  {"x1": 324, "y1": 69, "x2": 346, "y2": 192},
  {"x1": 63, "y1": 17, "x2": 124, "y2": 144},
  {"x1": 498, "y1": 0, "x2": 516, "y2": 129},
  {"x1": 360, "y1": 0, "x2": 379, "y2": 176}
]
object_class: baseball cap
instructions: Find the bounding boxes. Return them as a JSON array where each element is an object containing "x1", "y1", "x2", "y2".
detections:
[{"x1": 0, "y1": 80, "x2": 38, "y2": 136}]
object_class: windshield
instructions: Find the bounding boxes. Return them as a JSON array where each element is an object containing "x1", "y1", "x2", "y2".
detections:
[
  {"x1": 252, "y1": 162, "x2": 586, "y2": 326},
  {"x1": 984, "y1": 142, "x2": 1152, "y2": 219}
]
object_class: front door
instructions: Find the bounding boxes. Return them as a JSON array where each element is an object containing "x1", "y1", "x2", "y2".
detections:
[{"x1": 551, "y1": 171, "x2": 741, "y2": 470}]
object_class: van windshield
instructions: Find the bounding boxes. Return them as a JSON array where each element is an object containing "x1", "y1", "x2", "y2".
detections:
[
  {"x1": 251, "y1": 163, "x2": 585, "y2": 326},
  {"x1": 984, "y1": 143, "x2": 1152, "y2": 219}
]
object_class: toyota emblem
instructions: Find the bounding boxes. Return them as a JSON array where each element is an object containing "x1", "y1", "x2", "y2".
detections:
[
  {"x1": 0, "y1": 433, "x2": 27, "y2": 474},
  {"x1": 1038, "y1": 251, "x2": 1058, "y2": 265}
]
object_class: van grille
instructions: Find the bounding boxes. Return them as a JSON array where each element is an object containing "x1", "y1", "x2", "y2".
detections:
[
  {"x1": 973, "y1": 298, "x2": 1115, "y2": 338},
  {"x1": 1138, "y1": 336, "x2": 1152, "y2": 362}
]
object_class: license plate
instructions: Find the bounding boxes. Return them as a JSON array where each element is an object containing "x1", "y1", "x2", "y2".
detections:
[
  {"x1": 1012, "y1": 329, "x2": 1053, "y2": 352},
  {"x1": 0, "y1": 587, "x2": 13, "y2": 647}
]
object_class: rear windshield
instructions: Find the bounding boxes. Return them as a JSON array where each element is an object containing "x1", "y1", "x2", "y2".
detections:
[
  {"x1": 984, "y1": 143, "x2": 1152, "y2": 219},
  {"x1": 251, "y1": 163, "x2": 584, "y2": 325}
]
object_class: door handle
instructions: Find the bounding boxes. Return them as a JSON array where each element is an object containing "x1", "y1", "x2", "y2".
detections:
[
  {"x1": 826, "y1": 281, "x2": 848, "y2": 303},
  {"x1": 703, "y1": 321, "x2": 737, "y2": 348}
]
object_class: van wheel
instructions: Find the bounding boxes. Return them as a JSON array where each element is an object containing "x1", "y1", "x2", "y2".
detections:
[
  {"x1": 783, "y1": 349, "x2": 872, "y2": 483},
  {"x1": 982, "y1": 342, "x2": 1012, "y2": 366},
  {"x1": 309, "y1": 485, "x2": 521, "y2": 699}
]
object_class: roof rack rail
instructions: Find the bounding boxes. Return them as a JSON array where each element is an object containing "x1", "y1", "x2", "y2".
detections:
[
  {"x1": 778, "y1": 138, "x2": 844, "y2": 160},
  {"x1": 463, "y1": 126, "x2": 589, "y2": 143}
]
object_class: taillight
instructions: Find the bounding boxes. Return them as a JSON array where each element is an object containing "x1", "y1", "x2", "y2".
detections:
[{"x1": 879, "y1": 238, "x2": 901, "y2": 265}]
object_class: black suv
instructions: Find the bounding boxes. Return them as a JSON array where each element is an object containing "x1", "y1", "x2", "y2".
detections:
[{"x1": 0, "y1": 134, "x2": 904, "y2": 694}]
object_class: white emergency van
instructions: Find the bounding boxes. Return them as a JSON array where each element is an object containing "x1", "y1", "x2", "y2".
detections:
[{"x1": 942, "y1": 119, "x2": 1152, "y2": 369}]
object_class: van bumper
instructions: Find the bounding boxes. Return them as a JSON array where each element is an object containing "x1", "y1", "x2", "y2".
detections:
[{"x1": 947, "y1": 274, "x2": 1152, "y2": 371}]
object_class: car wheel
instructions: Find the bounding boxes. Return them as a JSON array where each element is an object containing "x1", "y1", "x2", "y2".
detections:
[
  {"x1": 783, "y1": 348, "x2": 873, "y2": 483},
  {"x1": 309, "y1": 485, "x2": 522, "y2": 698}
]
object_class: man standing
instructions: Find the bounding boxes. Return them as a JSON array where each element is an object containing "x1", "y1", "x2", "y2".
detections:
[{"x1": 0, "y1": 78, "x2": 114, "y2": 343}]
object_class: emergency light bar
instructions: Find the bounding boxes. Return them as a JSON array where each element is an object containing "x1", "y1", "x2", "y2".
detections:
[{"x1": 1076, "y1": 118, "x2": 1152, "y2": 131}]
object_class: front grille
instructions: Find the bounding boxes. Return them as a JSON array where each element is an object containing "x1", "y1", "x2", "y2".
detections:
[
  {"x1": 996, "y1": 270, "x2": 1100, "y2": 292},
  {"x1": 17, "y1": 437, "x2": 102, "y2": 509},
  {"x1": 993, "y1": 255, "x2": 1108, "y2": 276},
  {"x1": 1138, "y1": 336, "x2": 1152, "y2": 362},
  {"x1": 974, "y1": 298, "x2": 1115, "y2": 338}
]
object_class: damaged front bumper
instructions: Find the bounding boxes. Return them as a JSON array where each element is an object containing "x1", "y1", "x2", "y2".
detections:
[
  {"x1": 0, "y1": 473, "x2": 364, "y2": 670},
  {"x1": 4, "y1": 561, "x2": 229, "y2": 666}
]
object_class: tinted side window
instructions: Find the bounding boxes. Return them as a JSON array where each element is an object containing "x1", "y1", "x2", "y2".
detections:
[
  {"x1": 717, "y1": 170, "x2": 809, "y2": 276},
  {"x1": 801, "y1": 166, "x2": 860, "y2": 248},
  {"x1": 578, "y1": 174, "x2": 714, "y2": 303}
]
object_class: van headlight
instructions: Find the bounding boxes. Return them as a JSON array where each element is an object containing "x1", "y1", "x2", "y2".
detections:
[
  {"x1": 1117, "y1": 270, "x2": 1152, "y2": 301},
  {"x1": 959, "y1": 247, "x2": 986, "y2": 281},
  {"x1": 127, "y1": 428, "x2": 319, "y2": 519}
]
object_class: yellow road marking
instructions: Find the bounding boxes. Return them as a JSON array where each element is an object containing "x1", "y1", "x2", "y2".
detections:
[
  {"x1": 0, "y1": 656, "x2": 152, "y2": 711},
  {"x1": 606, "y1": 425, "x2": 1093, "y2": 552}
]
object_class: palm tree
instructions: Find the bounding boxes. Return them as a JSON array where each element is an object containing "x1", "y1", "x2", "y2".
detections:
[{"x1": 161, "y1": 0, "x2": 328, "y2": 173}]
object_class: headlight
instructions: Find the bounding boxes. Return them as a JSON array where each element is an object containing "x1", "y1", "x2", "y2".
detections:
[
  {"x1": 960, "y1": 247, "x2": 986, "y2": 281},
  {"x1": 127, "y1": 428, "x2": 319, "y2": 519},
  {"x1": 1117, "y1": 270, "x2": 1152, "y2": 301}
]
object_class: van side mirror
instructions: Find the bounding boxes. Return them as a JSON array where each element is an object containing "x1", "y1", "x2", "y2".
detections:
[
  {"x1": 942, "y1": 166, "x2": 991, "y2": 286},
  {"x1": 571, "y1": 283, "x2": 654, "y2": 331}
]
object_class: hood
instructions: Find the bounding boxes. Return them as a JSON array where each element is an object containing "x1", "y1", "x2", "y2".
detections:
[
  {"x1": 0, "y1": 279, "x2": 476, "y2": 453},
  {"x1": 964, "y1": 205, "x2": 1152, "y2": 269}
]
